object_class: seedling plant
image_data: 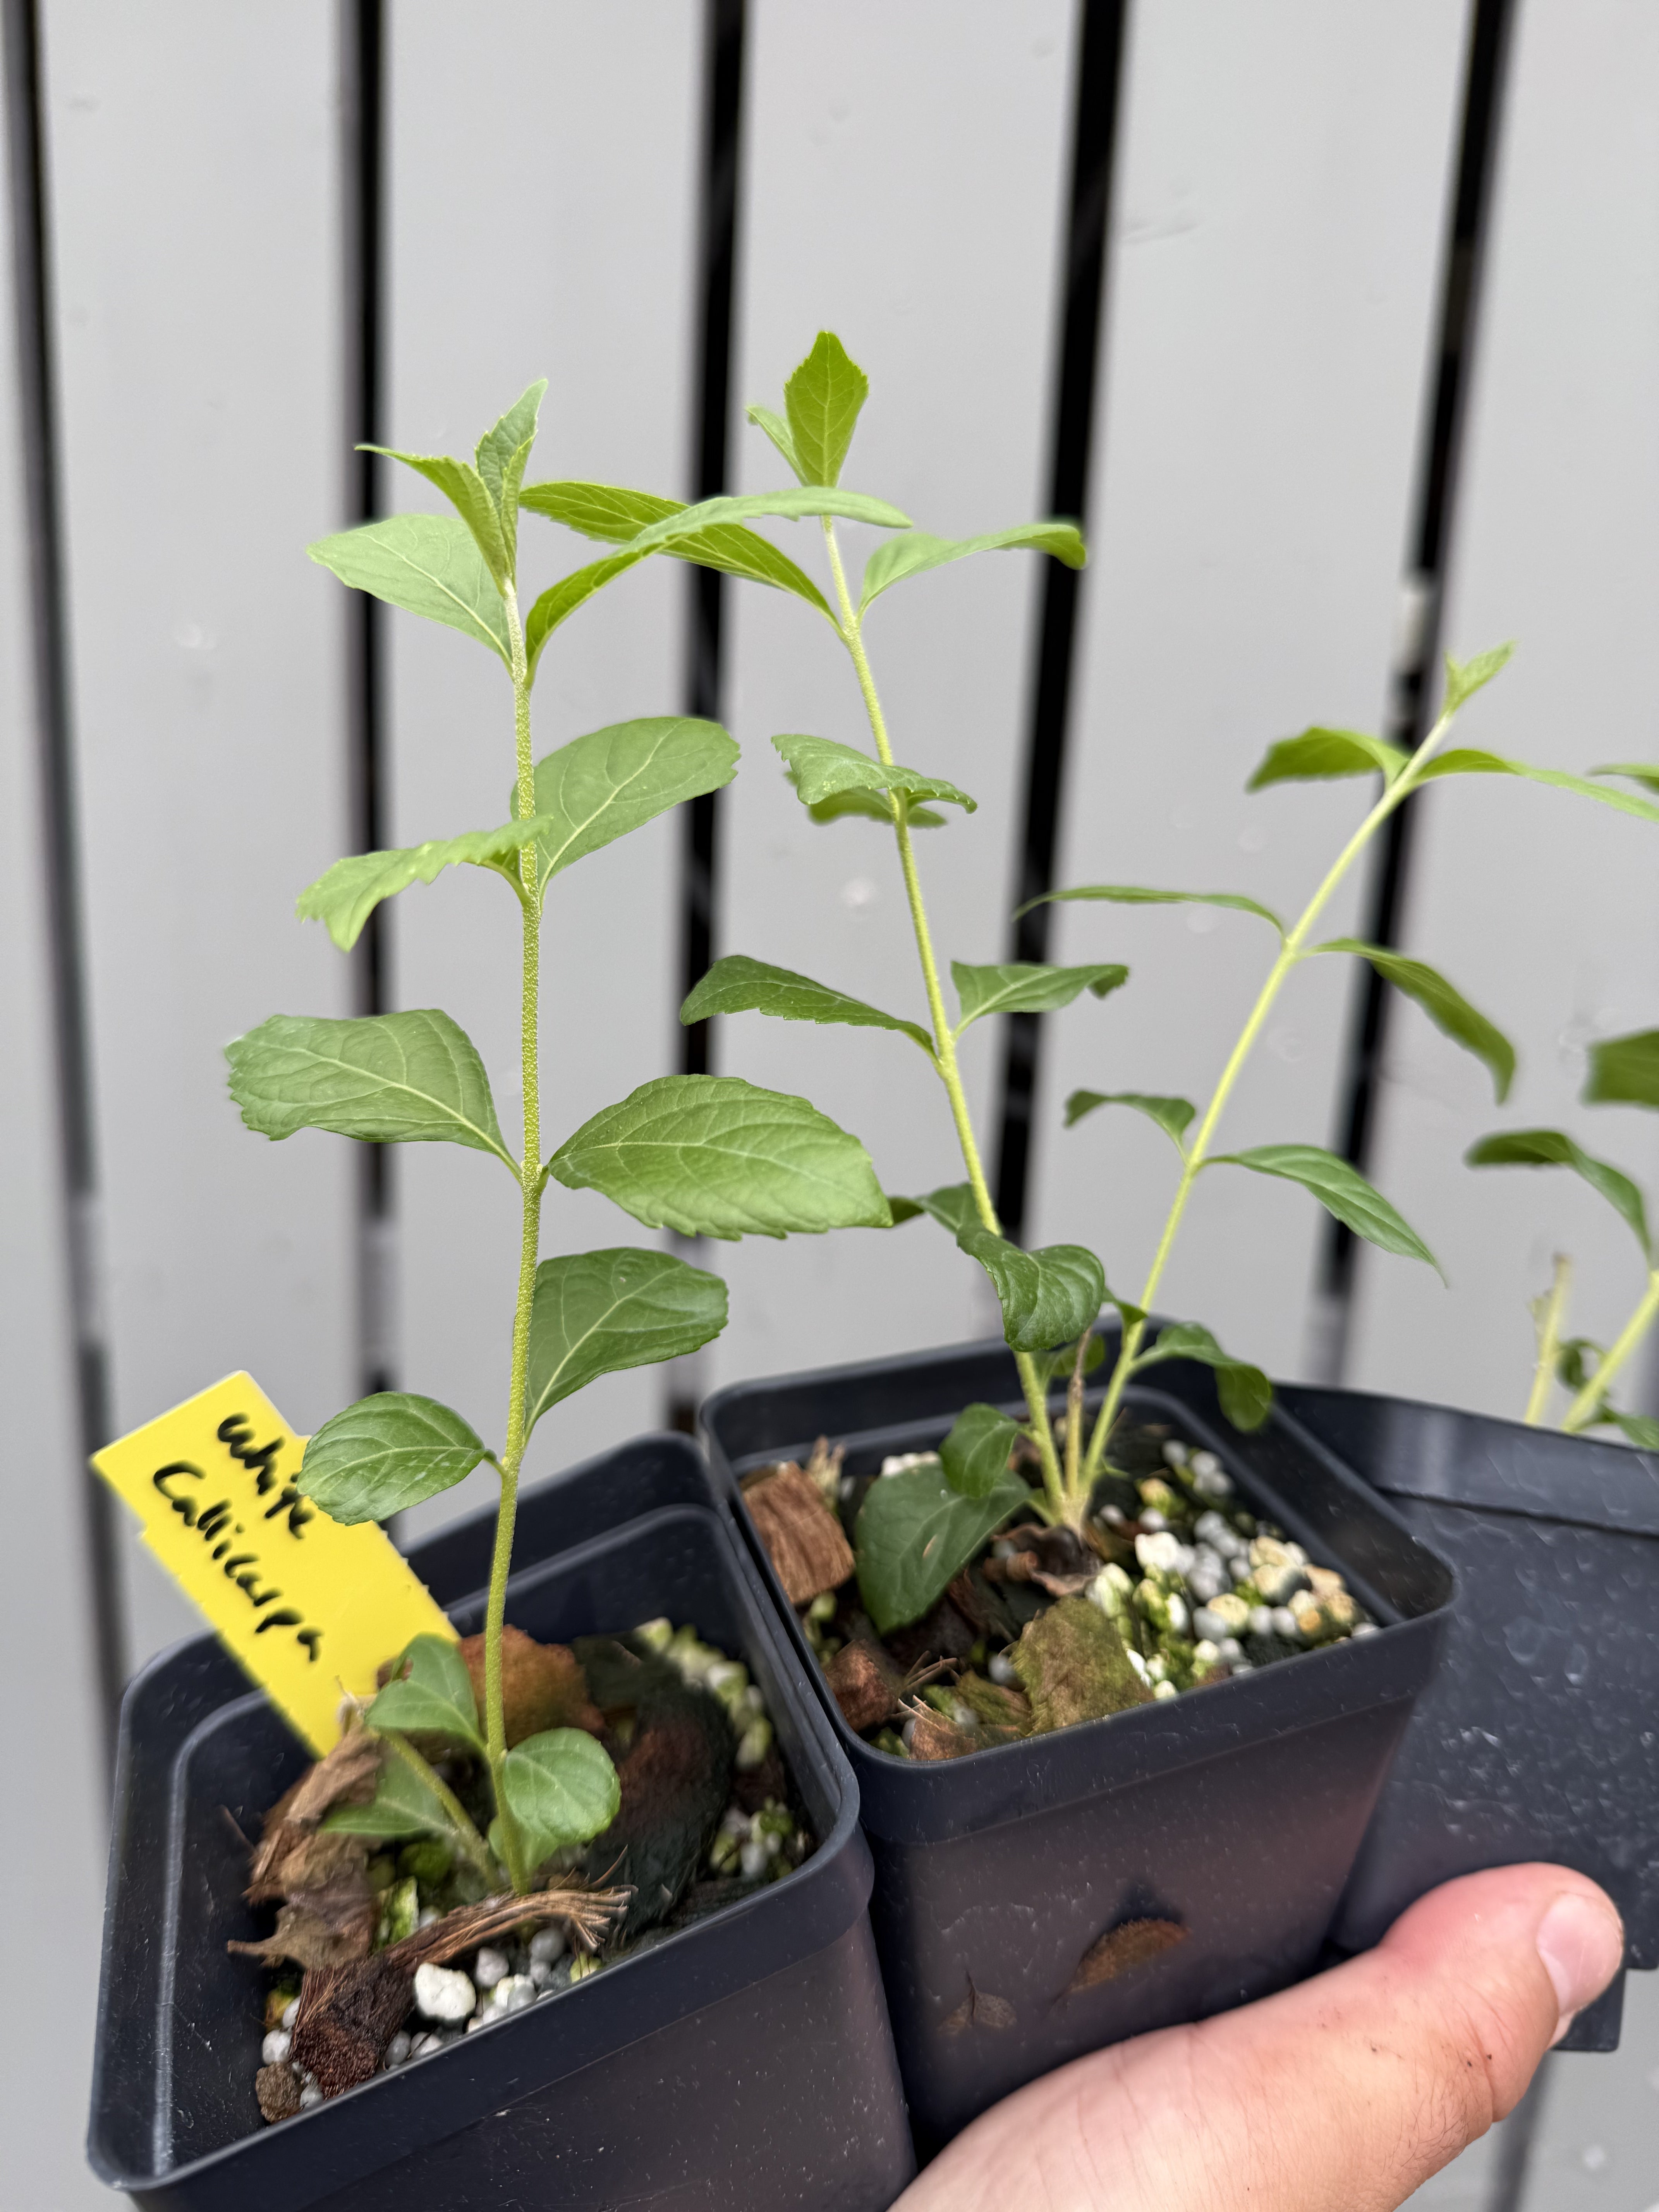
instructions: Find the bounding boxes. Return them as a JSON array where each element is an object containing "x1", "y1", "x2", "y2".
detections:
[
  {"x1": 528, "y1": 331, "x2": 1659, "y2": 1650},
  {"x1": 227, "y1": 381, "x2": 908, "y2": 1887},
  {"x1": 1468, "y1": 994, "x2": 1659, "y2": 1446}
]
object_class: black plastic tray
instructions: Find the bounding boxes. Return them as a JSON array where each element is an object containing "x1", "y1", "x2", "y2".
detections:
[
  {"x1": 1281, "y1": 1384, "x2": 1659, "y2": 2052},
  {"x1": 702, "y1": 1333, "x2": 1453, "y2": 2148},
  {"x1": 88, "y1": 1435, "x2": 914, "y2": 2211}
]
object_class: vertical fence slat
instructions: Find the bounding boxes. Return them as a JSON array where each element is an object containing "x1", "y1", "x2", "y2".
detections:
[
  {"x1": 0, "y1": 11, "x2": 108, "y2": 2197},
  {"x1": 1350, "y1": 0, "x2": 1659, "y2": 1423},
  {"x1": 41, "y1": 0, "x2": 357, "y2": 1664},
  {"x1": 385, "y1": 0, "x2": 701, "y2": 1538},
  {"x1": 709, "y1": 0, "x2": 1077, "y2": 1388},
  {"x1": 1029, "y1": 0, "x2": 1469, "y2": 1382}
]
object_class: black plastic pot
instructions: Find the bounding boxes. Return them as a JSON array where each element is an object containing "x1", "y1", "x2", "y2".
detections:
[
  {"x1": 89, "y1": 1433, "x2": 914, "y2": 2211},
  {"x1": 1279, "y1": 1385, "x2": 1659, "y2": 2053},
  {"x1": 702, "y1": 1335, "x2": 1454, "y2": 2148}
]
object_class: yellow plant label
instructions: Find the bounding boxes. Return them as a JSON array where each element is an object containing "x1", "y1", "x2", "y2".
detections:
[{"x1": 93, "y1": 1372, "x2": 457, "y2": 1756}]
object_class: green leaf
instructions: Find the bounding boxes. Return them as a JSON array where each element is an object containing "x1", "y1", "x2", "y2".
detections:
[
  {"x1": 519, "y1": 487, "x2": 910, "y2": 684},
  {"x1": 952, "y1": 960, "x2": 1127, "y2": 1030},
  {"x1": 1247, "y1": 728, "x2": 1411, "y2": 791},
  {"x1": 680, "y1": 954, "x2": 933, "y2": 1052},
  {"x1": 226, "y1": 1010, "x2": 514, "y2": 1166},
  {"x1": 887, "y1": 1182, "x2": 980, "y2": 1238},
  {"x1": 1465, "y1": 1130, "x2": 1651, "y2": 1257},
  {"x1": 1210, "y1": 1144, "x2": 1440, "y2": 1273},
  {"x1": 1132, "y1": 1321, "x2": 1272, "y2": 1431},
  {"x1": 522, "y1": 548, "x2": 651, "y2": 682},
  {"x1": 321, "y1": 1750, "x2": 453, "y2": 1840},
  {"x1": 622, "y1": 485, "x2": 910, "y2": 553},
  {"x1": 745, "y1": 403, "x2": 804, "y2": 482},
  {"x1": 308, "y1": 515, "x2": 510, "y2": 663},
  {"x1": 1442, "y1": 642, "x2": 1515, "y2": 712},
  {"x1": 771, "y1": 731, "x2": 975, "y2": 814},
  {"x1": 298, "y1": 1392, "x2": 494, "y2": 1523},
  {"x1": 958, "y1": 1228, "x2": 1105, "y2": 1352},
  {"x1": 860, "y1": 522, "x2": 1085, "y2": 611},
  {"x1": 361, "y1": 447, "x2": 509, "y2": 587},
  {"x1": 938, "y1": 1402, "x2": 1022, "y2": 1500},
  {"x1": 1417, "y1": 750, "x2": 1659, "y2": 827},
  {"x1": 369, "y1": 1634, "x2": 484, "y2": 1751},
  {"x1": 1064, "y1": 1091, "x2": 1195, "y2": 1148},
  {"x1": 1017, "y1": 883, "x2": 1284, "y2": 934},
  {"x1": 1555, "y1": 1337, "x2": 1602, "y2": 1394},
  {"x1": 500, "y1": 1729, "x2": 621, "y2": 1869},
  {"x1": 295, "y1": 824, "x2": 547, "y2": 952},
  {"x1": 855, "y1": 1461, "x2": 1029, "y2": 1634},
  {"x1": 514, "y1": 717, "x2": 738, "y2": 891},
  {"x1": 1591, "y1": 763, "x2": 1659, "y2": 797},
  {"x1": 519, "y1": 480, "x2": 831, "y2": 619},
  {"x1": 1034, "y1": 1330, "x2": 1109, "y2": 1386},
  {"x1": 1313, "y1": 940, "x2": 1515, "y2": 1103},
  {"x1": 473, "y1": 379, "x2": 545, "y2": 571},
  {"x1": 1606, "y1": 1408, "x2": 1659, "y2": 1451},
  {"x1": 524, "y1": 1249, "x2": 727, "y2": 1433},
  {"x1": 1585, "y1": 1029, "x2": 1659, "y2": 1109},
  {"x1": 791, "y1": 780, "x2": 945, "y2": 829},
  {"x1": 783, "y1": 331, "x2": 869, "y2": 487},
  {"x1": 549, "y1": 1075, "x2": 891, "y2": 1241}
]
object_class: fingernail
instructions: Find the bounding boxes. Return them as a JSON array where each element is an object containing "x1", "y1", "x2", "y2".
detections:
[{"x1": 1536, "y1": 1893, "x2": 1623, "y2": 2043}]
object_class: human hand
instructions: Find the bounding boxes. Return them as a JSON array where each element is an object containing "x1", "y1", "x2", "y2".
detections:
[{"x1": 893, "y1": 1865, "x2": 1624, "y2": 2212}]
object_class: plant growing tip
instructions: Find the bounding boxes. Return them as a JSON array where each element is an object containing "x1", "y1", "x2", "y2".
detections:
[
  {"x1": 1468, "y1": 1027, "x2": 1659, "y2": 1443},
  {"x1": 237, "y1": 381, "x2": 891, "y2": 1886}
]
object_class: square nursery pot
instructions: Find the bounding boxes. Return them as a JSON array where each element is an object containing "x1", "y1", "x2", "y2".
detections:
[
  {"x1": 1279, "y1": 1385, "x2": 1659, "y2": 2054},
  {"x1": 89, "y1": 1432, "x2": 915, "y2": 2212},
  {"x1": 702, "y1": 1333, "x2": 1454, "y2": 2149}
]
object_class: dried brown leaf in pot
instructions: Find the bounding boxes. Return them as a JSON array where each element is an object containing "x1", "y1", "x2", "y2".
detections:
[
  {"x1": 1012, "y1": 1597, "x2": 1153, "y2": 1734},
  {"x1": 227, "y1": 1899, "x2": 373, "y2": 1973}
]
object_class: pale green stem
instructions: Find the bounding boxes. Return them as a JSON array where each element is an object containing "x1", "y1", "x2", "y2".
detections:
[
  {"x1": 1084, "y1": 705, "x2": 1464, "y2": 1486},
  {"x1": 377, "y1": 1726, "x2": 498, "y2": 1885},
  {"x1": 1063, "y1": 1325, "x2": 1092, "y2": 1498},
  {"x1": 1524, "y1": 1254, "x2": 1571, "y2": 1426},
  {"x1": 1562, "y1": 1269, "x2": 1659, "y2": 1434},
  {"x1": 821, "y1": 520, "x2": 1064, "y2": 1516},
  {"x1": 483, "y1": 580, "x2": 542, "y2": 1896}
]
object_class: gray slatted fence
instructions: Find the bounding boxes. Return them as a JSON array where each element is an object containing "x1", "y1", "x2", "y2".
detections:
[{"x1": 3, "y1": 3, "x2": 1656, "y2": 2205}]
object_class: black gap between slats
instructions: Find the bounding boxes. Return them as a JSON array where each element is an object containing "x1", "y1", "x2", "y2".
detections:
[
  {"x1": 668, "y1": 0, "x2": 747, "y2": 1434},
  {"x1": 680, "y1": 0, "x2": 747, "y2": 1078},
  {"x1": 1311, "y1": 0, "x2": 1518, "y2": 1381},
  {"x1": 343, "y1": 0, "x2": 395, "y2": 1396},
  {"x1": 992, "y1": 0, "x2": 1129, "y2": 1245},
  {"x1": 2, "y1": 0, "x2": 126, "y2": 1764}
]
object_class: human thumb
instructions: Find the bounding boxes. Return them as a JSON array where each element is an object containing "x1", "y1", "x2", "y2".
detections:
[{"x1": 894, "y1": 1865, "x2": 1625, "y2": 2212}]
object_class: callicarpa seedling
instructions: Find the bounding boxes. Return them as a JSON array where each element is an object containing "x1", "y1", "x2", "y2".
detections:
[
  {"x1": 1467, "y1": 994, "x2": 1659, "y2": 1446},
  {"x1": 524, "y1": 331, "x2": 1659, "y2": 1644},
  {"x1": 226, "y1": 380, "x2": 911, "y2": 1886}
]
